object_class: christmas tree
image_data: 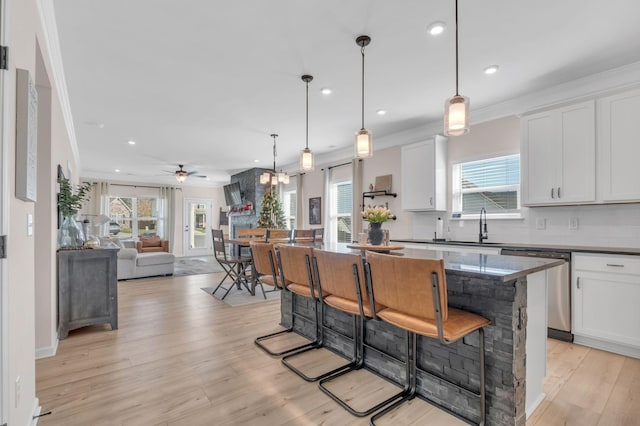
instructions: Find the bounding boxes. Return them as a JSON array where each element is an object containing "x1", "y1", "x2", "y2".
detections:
[{"x1": 257, "y1": 188, "x2": 287, "y2": 229}]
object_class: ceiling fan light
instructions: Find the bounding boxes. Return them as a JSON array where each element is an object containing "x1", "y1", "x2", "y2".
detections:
[
  {"x1": 300, "y1": 148, "x2": 314, "y2": 172},
  {"x1": 175, "y1": 171, "x2": 188, "y2": 183},
  {"x1": 444, "y1": 95, "x2": 470, "y2": 136},
  {"x1": 355, "y1": 129, "x2": 373, "y2": 158}
]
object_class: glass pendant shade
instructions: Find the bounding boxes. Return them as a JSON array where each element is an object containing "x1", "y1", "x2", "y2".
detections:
[
  {"x1": 277, "y1": 171, "x2": 287, "y2": 183},
  {"x1": 444, "y1": 95, "x2": 469, "y2": 136},
  {"x1": 300, "y1": 148, "x2": 314, "y2": 172},
  {"x1": 355, "y1": 129, "x2": 373, "y2": 158},
  {"x1": 260, "y1": 172, "x2": 270, "y2": 185},
  {"x1": 175, "y1": 172, "x2": 187, "y2": 183},
  {"x1": 282, "y1": 174, "x2": 290, "y2": 184},
  {"x1": 270, "y1": 175, "x2": 278, "y2": 186}
]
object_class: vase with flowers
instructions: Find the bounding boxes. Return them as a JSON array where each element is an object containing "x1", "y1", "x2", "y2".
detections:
[
  {"x1": 361, "y1": 206, "x2": 394, "y2": 245},
  {"x1": 57, "y1": 177, "x2": 93, "y2": 249}
]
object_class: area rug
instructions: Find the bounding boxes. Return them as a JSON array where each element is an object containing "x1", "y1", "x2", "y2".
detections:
[
  {"x1": 174, "y1": 256, "x2": 224, "y2": 276},
  {"x1": 201, "y1": 284, "x2": 281, "y2": 306}
]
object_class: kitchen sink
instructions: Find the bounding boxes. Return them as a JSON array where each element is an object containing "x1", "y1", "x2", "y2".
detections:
[{"x1": 439, "y1": 240, "x2": 503, "y2": 245}]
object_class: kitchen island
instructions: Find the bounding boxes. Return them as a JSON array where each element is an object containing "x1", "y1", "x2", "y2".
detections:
[{"x1": 279, "y1": 245, "x2": 564, "y2": 426}]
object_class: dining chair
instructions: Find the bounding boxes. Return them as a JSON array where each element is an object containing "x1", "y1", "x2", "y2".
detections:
[
  {"x1": 249, "y1": 241, "x2": 282, "y2": 299},
  {"x1": 292, "y1": 229, "x2": 315, "y2": 244},
  {"x1": 313, "y1": 228, "x2": 324, "y2": 242},
  {"x1": 313, "y1": 249, "x2": 406, "y2": 416},
  {"x1": 278, "y1": 245, "x2": 353, "y2": 382},
  {"x1": 266, "y1": 228, "x2": 292, "y2": 243},
  {"x1": 364, "y1": 251, "x2": 490, "y2": 426},
  {"x1": 210, "y1": 229, "x2": 253, "y2": 299}
]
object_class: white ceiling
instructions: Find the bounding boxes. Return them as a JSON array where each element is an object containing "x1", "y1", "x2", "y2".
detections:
[{"x1": 53, "y1": 0, "x2": 640, "y2": 187}]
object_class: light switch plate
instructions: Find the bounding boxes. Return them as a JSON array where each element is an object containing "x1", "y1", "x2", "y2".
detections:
[
  {"x1": 27, "y1": 213, "x2": 33, "y2": 236},
  {"x1": 535, "y1": 218, "x2": 546, "y2": 230},
  {"x1": 569, "y1": 217, "x2": 579, "y2": 230}
]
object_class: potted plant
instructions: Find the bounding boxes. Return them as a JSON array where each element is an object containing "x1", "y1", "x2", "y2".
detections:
[
  {"x1": 361, "y1": 206, "x2": 395, "y2": 245},
  {"x1": 57, "y1": 177, "x2": 93, "y2": 249}
]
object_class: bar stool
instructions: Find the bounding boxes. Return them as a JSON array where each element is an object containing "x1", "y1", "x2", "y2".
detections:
[
  {"x1": 278, "y1": 245, "x2": 353, "y2": 382},
  {"x1": 313, "y1": 249, "x2": 406, "y2": 416},
  {"x1": 252, "y1": 243, "x2": 316, "y2": 357},
  {"x1": 365, "y1": 251, "x2": 490, "y2": 426}
]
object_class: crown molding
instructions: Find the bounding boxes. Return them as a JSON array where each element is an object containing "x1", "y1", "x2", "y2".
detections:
[{"x1": 36, "y1": 0, "x2": 81, "y2": 170}]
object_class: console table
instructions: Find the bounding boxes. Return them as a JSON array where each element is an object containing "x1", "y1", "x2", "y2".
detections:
[{"x1": 57, "y1": 248, "x2": 118, "y2": 339}]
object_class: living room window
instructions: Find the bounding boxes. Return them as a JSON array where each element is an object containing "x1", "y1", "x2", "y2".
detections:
[
  {"x1": 451, "y1": 154, "x2": 521, "y2": 218},
  {"x1": 109, "y1": 196, "x2": 160, "y2": 239},
  {"x1": 331, "y1": 182, "x2": 352, "y2": 243},
  {"x1": 283, "y1": 190, "x2": 296, "y2": 230}
]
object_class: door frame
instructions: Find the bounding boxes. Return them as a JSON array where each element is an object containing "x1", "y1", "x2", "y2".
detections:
[
  {"x1": 0, "y1": 0, "x2": 10, "y2": 422},
  {"x1": 182, "y1": 198, "x2": 212, "y2": 257}
]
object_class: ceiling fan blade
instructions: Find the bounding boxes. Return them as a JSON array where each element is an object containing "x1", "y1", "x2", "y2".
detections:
[
  {"x1": 194, "y1": 175, "x2": 207, "y2": 179},
  {"x1": 186, "y1": 171, "x2": 198, "y2": 176}
]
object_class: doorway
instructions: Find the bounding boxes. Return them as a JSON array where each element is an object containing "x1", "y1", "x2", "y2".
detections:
[
  {"x1": 0, "y1": 0, "x2": 8, "y2": 421},
  {"x1": 183, "y1": 198, "x2": 212, "y2": 256}
]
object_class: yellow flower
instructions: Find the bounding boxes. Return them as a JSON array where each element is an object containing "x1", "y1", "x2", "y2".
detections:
[{"x1": 361, "y1": 206, "x2": 394, "y2": 223}]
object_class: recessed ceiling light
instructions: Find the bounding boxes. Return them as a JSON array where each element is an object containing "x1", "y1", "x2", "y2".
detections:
[
  {"x1": 115, "y1": 169, "x2": 120, "y2": 172},
  {"x1": 128, "y1": 140, "x2": 136, "y2": 145},
  {"x1": 98, "y1": 123, "x2": 105, "y2": 129},
  {"x1": 254, "y1": 159, "x2": 260, "y2": 163},
  {"x1": 427, "y1": 21, "x2": 446, "y2": 36},
  {"x1": 483, "y1": 65, "x2": 499, "y2": 75},
  {"x1": 321, "y1": 88, "x2": 332, "y2": 95},
  {"x1": 376, "y1": 109, "x2": 387, "y2": 115}
]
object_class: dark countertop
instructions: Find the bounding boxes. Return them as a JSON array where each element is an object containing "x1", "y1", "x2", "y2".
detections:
[
  {"x1": 390, "y1": 239, "x2": 640, "y2": 256},
  {"x1": 329, "y1": 243, "x2": 564, "y2": 282}
]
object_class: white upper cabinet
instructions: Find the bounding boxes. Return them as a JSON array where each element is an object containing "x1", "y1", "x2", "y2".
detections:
[
  {"x1": 401, "y1": 136, "x2": 447, "y2": 211},
  {"x1": 521, "y1": 100, "x2": 596, "y2": 206},
  {"x1": 597, "y1": 88, "x2": 640, "y2": 202}
]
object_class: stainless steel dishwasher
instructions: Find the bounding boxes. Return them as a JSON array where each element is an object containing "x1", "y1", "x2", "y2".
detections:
[{"x1": 501, "y1": 248, "x2": 572, "y2": 342}]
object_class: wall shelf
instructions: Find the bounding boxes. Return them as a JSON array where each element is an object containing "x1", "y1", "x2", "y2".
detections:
[{"x1": 362, "y1": 191, "x2": 398, "y2": 220}]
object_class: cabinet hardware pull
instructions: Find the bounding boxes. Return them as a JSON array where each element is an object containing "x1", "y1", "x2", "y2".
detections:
[
  {"x1": 577, "y1": 277, "x2": 580, "y2": 289},
  {"x1": 606, "y1": 263, "x2": 625, "y2": 268},
  {"x1": 557, "y1": 187, "x2": 561, "y2": 198},
  {"x1": 551, "y1": 188, "x2": 554, "y2": 198}
]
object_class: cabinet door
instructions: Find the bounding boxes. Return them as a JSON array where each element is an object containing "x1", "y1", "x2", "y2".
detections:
[
  {"x1": 598, "y1": 88, "x2": 640, "y2": 202},
  {"x1": 521, "y1": 111, "x2": 559, "y2": 205},
  {"x1": 573, "y1": 270, "x2": 640, "y2": 348},
  {"x1": 558, "y1": 101, "x2": 596, "y2": 203},
  {"x1": 522, "y1": 101, "x2": 595, "y2": 205},
  {"x1": 401, "y1": 137, "x2": 446, "y2": 211},
  {"x1": 402, "y1": 140, "x2": 435, "y2": 210}
]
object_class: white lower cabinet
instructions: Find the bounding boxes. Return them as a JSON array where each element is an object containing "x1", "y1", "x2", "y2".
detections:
[{"x1": 572, "y1": 253, "x2": 640, "y2": 358}]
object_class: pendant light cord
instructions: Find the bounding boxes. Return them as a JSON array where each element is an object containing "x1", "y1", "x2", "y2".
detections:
[
  {"x1": 305, "y1": 80, "x2": 309, "y2": 149},
  {"x1": 455, "y1": 0, "x2": 460, "y2": 96},
  {"x1": 361, "y1": 44, "x2": 366, "y2": 129},
  {"x1": 272, "y1": 134, "x2": 277, "y2": 172}
]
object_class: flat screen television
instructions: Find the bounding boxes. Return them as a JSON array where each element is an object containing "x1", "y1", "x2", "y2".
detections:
[{"x1": 223, "y1": 182, "x2": 242, "y2": 206}]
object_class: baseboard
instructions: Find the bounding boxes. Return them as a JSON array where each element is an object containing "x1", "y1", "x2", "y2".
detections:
[
  {"x1": 526, "y1": 392, "x2": 546, "y2": 419},
  {"x1": 574, "y1": 335, "x2": 640, "y2": 359},
  {"x1": 30, "y1": 397, "x2": 41, "y2": 425},
  {"x1": 35, "y1": 337, "x2": 58, "y2": 359}
]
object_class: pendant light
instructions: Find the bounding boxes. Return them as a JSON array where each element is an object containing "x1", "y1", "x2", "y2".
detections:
[
  {"x1": 444, "y1": 0, "x2": 470, "y2": 136},
  {"x1": 300, "y1": 75, "x2": 315, "y2": 172},
  {"x1": 260, "y1": 134, "x2": 289, "y2": 186},
  {"x1": 355, "y1": 35, "x2": 373, "y2": 158}
]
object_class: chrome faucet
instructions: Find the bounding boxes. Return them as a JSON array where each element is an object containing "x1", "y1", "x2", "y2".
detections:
[{"x1": 479, "y1": 207, "x2": 488, "y2": 243}]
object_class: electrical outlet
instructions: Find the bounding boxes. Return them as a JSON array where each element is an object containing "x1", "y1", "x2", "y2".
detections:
[
  {"x1": 569, "y1": 217, "x2": 579, "y2": 230},
  {"x1": 15, "y1": 376, "x2": 21, "y2": 408},
  {"x1": 535, "y1": 218, "x2": 546, "y2": 230}
]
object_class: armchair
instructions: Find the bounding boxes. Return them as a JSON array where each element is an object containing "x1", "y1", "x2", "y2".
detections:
[{"x1": 136, "y1": 236, "x2": 169, "y2": 253}]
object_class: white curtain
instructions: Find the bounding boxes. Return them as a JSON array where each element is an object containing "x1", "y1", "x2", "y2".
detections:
[
  {"x1": 159, "y1": 186, "x2": 177, "y2": 251},
  {"x1": 79, "y1": 181, "x2": 111, "y2": 236}
]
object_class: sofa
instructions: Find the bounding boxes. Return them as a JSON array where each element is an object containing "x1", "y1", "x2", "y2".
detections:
[{"x1": 114, "y1": 240, "x2": 175, "y2": 280}]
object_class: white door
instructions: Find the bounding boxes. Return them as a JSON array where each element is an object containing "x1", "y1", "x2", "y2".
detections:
[
  {"x1": 183, "y1": 198, "x2": 212, "y2": 256},
  {"x1": 0, "y1": 0, "x2": 8, "y2": 421}
]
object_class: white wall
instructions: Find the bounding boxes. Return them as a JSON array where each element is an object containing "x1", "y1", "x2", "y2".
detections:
[{"x1": 298, "y1": 115, "x2": 640, "y2": 249}]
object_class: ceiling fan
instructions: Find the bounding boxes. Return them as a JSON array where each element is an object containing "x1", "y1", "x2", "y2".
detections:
[{"x1": 165, "y1": 164, "x2": 207, "y2": 182}]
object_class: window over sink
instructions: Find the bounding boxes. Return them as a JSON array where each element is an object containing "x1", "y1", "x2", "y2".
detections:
[{"x1": 451, "y1": 154, "x2": 521, "y2": 219}]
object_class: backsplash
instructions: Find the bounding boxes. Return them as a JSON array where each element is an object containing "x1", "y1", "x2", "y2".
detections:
[{"x1": 412, "y1": 203, "x2": 640, "y2": 249}]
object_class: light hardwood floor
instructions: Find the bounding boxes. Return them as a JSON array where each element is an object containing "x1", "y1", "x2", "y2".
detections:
[{"x1": 36, "y1": 273, "x2": 640, "y2": 425}]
